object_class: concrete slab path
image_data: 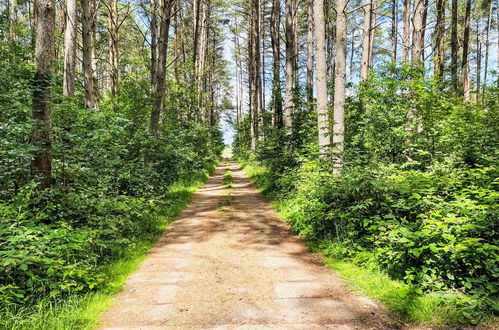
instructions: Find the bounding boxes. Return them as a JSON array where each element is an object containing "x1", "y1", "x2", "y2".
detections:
[{"x1": 100, "y1": 159, "x2": 399, "y2": 329}]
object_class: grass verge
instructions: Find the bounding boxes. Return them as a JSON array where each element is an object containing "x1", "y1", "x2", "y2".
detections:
[
  {"x1": 0, "y1": 159, "x2": 219, "y2": 330},
  {"x1": 240, "y1": 160, "x2": 496, "y2": 328}
]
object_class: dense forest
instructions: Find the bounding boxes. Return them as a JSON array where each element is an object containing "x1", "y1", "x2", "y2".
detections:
[{"x1": 0, "y1": 0, "x2": 497, "y2": 327}]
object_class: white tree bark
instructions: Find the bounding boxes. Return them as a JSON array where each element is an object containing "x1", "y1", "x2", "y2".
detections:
[
  {"x1": 333, "y1": 0, "x2": 347, "y2": 172},
  {"x1": 314, "y1": 0, "x2": 331, "y2": 156}
]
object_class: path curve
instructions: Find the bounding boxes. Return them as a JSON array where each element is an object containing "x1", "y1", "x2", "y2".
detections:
[{"x1": 100, "y1": 159, "x2": 399, "y2": 329}]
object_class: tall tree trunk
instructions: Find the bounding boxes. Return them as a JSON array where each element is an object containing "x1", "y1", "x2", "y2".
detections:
[
  {"x1": 91, "y1": 0, "x2": 99, "y2": 102},
  {"x1": 255, "y1": 0, "x2": 264, "y2": 140},
  {"x1": 108, "y1": 0, "x2": 119, "y2": 98},
  {"x1": 284, "y1": 0, "x2": 297, "y2": 131},
  {"x1": 306, "y1": 0, "x2": 314, "y2": 111},
  {"x1": 451, "y1": 0, "x2": 458, "y2": 92},
  {"x1": 62, "y1": 0, "x2": 77, "y2": 97},
  {"x1": 270, "y1": 0, "x2": 282, "y2": 127},
  {"x1": 434, "y1": 0, "x2": 445, "y2": 76},
  {"x1": 333, "y1": 0, "x2": 346, "y2": 172},
  {"x1": 81, "y1": 0, "x2": 95, "y2": 108},
  {"x1": 32, "y1": 0, "x2": 55, "y2": 190},
  {"x1": 149, "y1": 0, "x2": 173, "y2": 136},
  {"x1": 391, "y1": 0, "x2": 397, "y2": 63},
  {"x1": 476, "y1": 9, "x2": 483, "y2": 95},
  {"x1": 360, "y1": 0, "x2": 372, "y2": 81},
  {"x1": 248, "y1": 3, "x2": 257, "y2": 151},
  {"x1": 462, "y1": 0, "x2": 471, "y2": 101},
  {"x1": 197, "y1": 0, "x2": 210, "y2": 121},
  {"x1": 402, "y1": 0, "x2": 411, "y2": 62},
  {"x1": 151, "y1": 0, "x2": 158, "y2": 89},
  {"x1": 483, "y1": 0, "x2": 493, "y2": 93},
  {"x1": 411, "y1": 0, "x2": 424, "y2": 66},
  {"x1": 314, "y1": 0, "x2": 330, "y2": 156},
  {"x1": 368, "y1": 0, "x2": 377, "y2": 68}
]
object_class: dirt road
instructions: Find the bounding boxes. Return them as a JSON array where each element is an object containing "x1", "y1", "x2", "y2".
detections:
[{"x1": 100, "y1": 159, "x2": 398, "y2": 329}]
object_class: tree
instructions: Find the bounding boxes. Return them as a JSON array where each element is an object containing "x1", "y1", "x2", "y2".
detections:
[
  {"x1": 32, "y1": 0, "x2": 55, "y2": 190},
  {"x1": 314, "y1": 0, "x2": 330, "y2": 156},
  {"x1": 306, "y1": 0, "x2": 314, "y2": 111},
  {"x1": 391, "y1": 0, "x2": 397, "y2": 63},
  {"x1": 270, "y1": 0, "x2": 282, "y2": 127},
  {"x1": 462, "y1": 0, "x2": 472, "y2": 101},
  {"x1": 284, "y1": 0, "x2": 297, "y2": 131},
  {"x1": 451, "y1": 0, "x2": 458, "y2": 92},
  {"x1": 62, "y1": 0, "x2": 77, "y2": 97},
  {"x1": 107, "y1": 0, "x2": 119, "y2": 97},
  {"x1": 360, "y1": 0, "x2": 372, "y2": 81},
  {"x1": 333, "y1": 0, "x2": 347, "y2": 172},
  {"x1": 434, "y1": 0, "x2": 445, "y2": 76},
  {"x1": 149, "y1": 0, "x2": 173, "y2": 137},
  {"x1": 411, "y1": 0, "x2": 425, "y2": 66},
  {"x1": 402, "y1": 0, "x2": 411, "y2": 62},
  {"x1": 82, "y1": 0, "x2": 96, "y2": 108}
]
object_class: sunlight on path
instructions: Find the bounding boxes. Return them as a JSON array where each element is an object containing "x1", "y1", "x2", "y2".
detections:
[{"x1": 100, "y1": 159, "x2": 398, "y2": 329}]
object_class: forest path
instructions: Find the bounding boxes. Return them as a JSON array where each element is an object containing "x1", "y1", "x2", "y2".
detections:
[{"x1": 100, "y1": 159, "x2": 398, "y2": 329}]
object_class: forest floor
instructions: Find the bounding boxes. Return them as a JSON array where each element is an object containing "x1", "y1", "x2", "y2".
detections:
[{"x1": 99, "y1": 159, "x2": 402, "y2": 329}]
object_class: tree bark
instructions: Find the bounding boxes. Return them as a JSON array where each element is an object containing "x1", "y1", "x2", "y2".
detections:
[
  {"x1": 314, "y1": 0, "x2": 330, "y2": 156},
  {"x1": 483, "y1": 0, "x2": 492, "y2": 93},
  {"x1": 434, "y1": 0, "x2": 445, "y2": 76},
  {"x1": 81, "y1": 0, "x2": 95, "y2": 108},
  {"x1": 391, "y1": 0, "x2": 397, "y2": 63},
  {"x1": 411, "y1": 0, "x2": 424, "y2": 66},
  {"x1": 108, "y1": 0, "x2": 119, "y2": 98},
  {"x1": 151, "y1": 0, "x2": 158, "y2": 89},
  {"x1": 149, "y1": 0, "x2": 173, "y2": 136},
  {"x1": 62, "y1": 0, "x2": 77, "y2": 97},
  {"x1": 360, "y1": 0, "x2": 372, "y2": 81},
  {"x1": 333, "y1": 0, "x2": 346, "y2": 172},
  {"x1": 307, "y1": 0, "x2": 314, "y2": 111},
  {"x1": 402, "y1": 0, "x2": 411, "y2": 62},
  {"x1": 451, "y1": 0, "x2": 458, "y2": 92},
  {"x1": 270, "y1": 0, "x2": 282, "y2": 127},
  {"x1": 462, "y1": 0, "x2": 471, "y2": 101},
  {"x1": 32, "y1": 0, "x2": 55, "y2": 190},
  {"x1": 248, "y1": 2, "x2": 257, "y2": 151},
  {"x1": 477, "y1": 9, "x2": 483, "y2": 94},
  {"x1": 284, "y1": 0, "x2": 297, "y2": 131}
]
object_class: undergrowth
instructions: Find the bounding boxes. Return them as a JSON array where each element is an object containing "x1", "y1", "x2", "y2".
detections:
[
  {"x1": 240, "y1": 160, "x2": 498, "y2": 327},
  {"x1": 0, "y1": 160, "x2": 218, "y2": 330}
]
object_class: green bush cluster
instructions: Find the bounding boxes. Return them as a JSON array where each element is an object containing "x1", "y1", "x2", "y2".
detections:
[
  {"x1": 0, "y1": 40, "x2": 223, "y2": 309},
  {"x1": 235, "y1": 65, "x2": 498, "y2": 323}
]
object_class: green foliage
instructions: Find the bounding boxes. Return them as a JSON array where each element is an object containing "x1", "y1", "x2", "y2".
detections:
[
  {"x1": 0, "y1": 38, "x2": 224, "y2": 319},
  {"x1": 235, "y1": 66, "x2": 499, "y2": 325}
]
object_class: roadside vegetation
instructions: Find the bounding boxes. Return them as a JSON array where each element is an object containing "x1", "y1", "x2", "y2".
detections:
[{"x1": 235, "y1": 67, "x2": 498, "y2": 326}]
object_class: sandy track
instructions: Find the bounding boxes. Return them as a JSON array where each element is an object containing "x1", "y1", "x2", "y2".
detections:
[{"x1": 100, "y1": 159, "x2": 399, "y2": 329}]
